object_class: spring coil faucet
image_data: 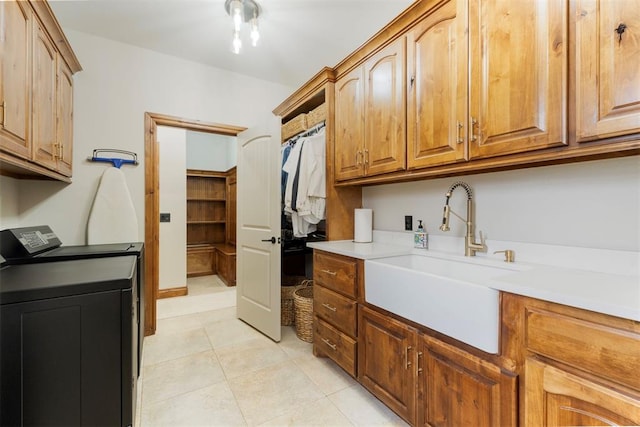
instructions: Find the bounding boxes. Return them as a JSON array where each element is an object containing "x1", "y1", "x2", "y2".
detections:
[{"x1": 440, "y1": 181, "x2": 486, "y2": 256}]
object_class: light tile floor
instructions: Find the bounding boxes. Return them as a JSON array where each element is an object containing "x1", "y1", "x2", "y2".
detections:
[{"x1": 137, "y1": 275, "x2": 408, "y2": 426}]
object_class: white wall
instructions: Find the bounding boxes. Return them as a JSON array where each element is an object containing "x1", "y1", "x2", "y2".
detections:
[
  {"x1": 363, "y1": 156, "x2": 640, "y2": 252},
  {"x1": 0, "y1": 176, "x2": 20, "y2": 230},
  {"x1": 186, "y1": 131, "x2": 236, "y2": 171},
  {"x1": 5, "y1": 29, "x2": 293, "y2": 245},
  {"x1": 158, "y1": 126, "x2": 187, "y2": 290}
]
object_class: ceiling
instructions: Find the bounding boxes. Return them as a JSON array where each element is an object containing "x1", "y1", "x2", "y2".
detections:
[{"x1": 49, "y1": 0, "x2": 414, "y2": 88}]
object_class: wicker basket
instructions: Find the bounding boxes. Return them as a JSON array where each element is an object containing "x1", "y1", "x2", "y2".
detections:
[
  {"x1": 281, "y1": 113, "x2": 307, "y2": 142},
  {"x1": 293, "y1": 280, "x2": 314, "y2": 342},
  {"x1": 281, "y1": 276, "x2": 306, "y2": 326},
  {"x1": 306, "y1": 103, "x2": 326, "y2": 128}
]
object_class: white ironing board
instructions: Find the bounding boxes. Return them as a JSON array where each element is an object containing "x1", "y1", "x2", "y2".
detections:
[{"x1": 87, "y1": 167, "x2": 138, "y2": 244}]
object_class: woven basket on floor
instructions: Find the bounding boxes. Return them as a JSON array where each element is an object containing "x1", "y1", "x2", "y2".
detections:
[
  {"x1": 281, "y1": 276, "x2": 305, "y2": 326},
  {"x1": 293, "y1": 280, "x2": 314, "y2": 342}
]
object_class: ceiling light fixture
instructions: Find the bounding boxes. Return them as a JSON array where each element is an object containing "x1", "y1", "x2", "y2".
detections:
[{"x1": 225, "y1": 0, "x2": 261, "y2": 54}]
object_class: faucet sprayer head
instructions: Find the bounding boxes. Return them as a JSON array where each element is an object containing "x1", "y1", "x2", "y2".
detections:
[{"x1": 440, "y1": 199, "x2": 451, "y2": 231}]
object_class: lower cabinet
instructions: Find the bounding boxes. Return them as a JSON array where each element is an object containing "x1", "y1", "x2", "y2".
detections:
[
  {"x1": 214, "y1": 244, "x2": 236, "y2": 287},
  {"x1": 359, "y1": 304, "x2": 517, "y2": 427},
  {"x1": 359, "y1": 305, "x2": 417, "y2": 424},
  {"x1": 419, "y1": 335, "x2": 517, "y2": 427},
  {"x1": 186, "y1": 244, "x2": 216, "y2": 277},
  {"x1": 525, "y1": 357, "x2": 640, "y2": 426}
]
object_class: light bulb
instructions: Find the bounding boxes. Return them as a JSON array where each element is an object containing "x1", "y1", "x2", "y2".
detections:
[
  {"x1": 250, "y1": 17, "x2": 260, "y2": 47},
  {"x1": 230, "y1": 0, "x2": 244, "y2": 32},
  {"x1": 232, "y1": 29, "x2": 242, "y2": 54}
]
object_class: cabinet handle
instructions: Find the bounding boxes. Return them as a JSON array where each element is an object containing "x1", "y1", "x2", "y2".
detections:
[
  {"x1": 364, "y1": 149, "x2": 369, "y2": 166},
  {"x1": 470, "y1": 117, "x2": 479, "y2": 142},
  {"x1": 417, "y1": 351, "x2": 423, "y2": 375},
  {"x1": 322, "y1": 338, "x2": 337, "y2": 351},
  {"x1": 405, "y1": 345, "x2": 413, "y2": 369},
  {"x1": 456, "y1": 121, "x2": 464, "y2": 144},
  {"x1": 322, "y1": 303, "x2": 337, "y2": 312},
  {"x1": 320, "y1": 269, "x2": 337, "y2": 276},
  {"x1": 0, "y1": 101, "x2": 5, "y2": 127},
  {"x1": 615, "y1": 23, "x2": 627, "y2": 44},
  {"x1": 410, "y1": 75, "x2": 415, "y2": 88},
  {"x1": 59, "y1": 144, "x2": 64, "y2": 161},
  {"x1": 356, "y1": 150, "x2": 362, "y2": 166}
]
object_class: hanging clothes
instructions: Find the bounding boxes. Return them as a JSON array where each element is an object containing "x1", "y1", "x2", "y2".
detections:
[{"x1": 282, "y1": 125, "x2": 326, "y2": 237}]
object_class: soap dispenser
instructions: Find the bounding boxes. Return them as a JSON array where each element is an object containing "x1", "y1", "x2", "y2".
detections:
[{"x1": 414, "y1": 220, "x2": 428, "y2": 249}]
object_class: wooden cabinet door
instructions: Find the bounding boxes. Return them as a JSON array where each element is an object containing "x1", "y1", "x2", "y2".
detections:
[
  {"x1": 525, "y1": 357, "x2": 640, "y2": 426},
  {"x1": 0, "y1": 1, "x2": 31, "y2": 159},
  {"x1": 418, "y1": 335, "x2": 517, "y2": 427},
  {"x1": 364, "y1": 38, "x2": 406, "y2": 176},
  {"x1": 407, "y1": 0, "x2": 468, "y2": 169},
  {"x1": 335, "y1": 66, "x2": 365, "y2": 181},
  {"x1": 56, "y1": 59, "x2": 73, "y2": 177},
  {"x1": 226, "y1": 170, "x2": 237, "y2": 245},
  {"x1": 31, "y1": 17, "x2": 58, "y2": 171},
  {"x1": 469, "y1": 0, "x2": 568, "y2": 159},
  {"x1": 359, "y1": 305, "x2": 416, "y2": 424},
  {"x1": 576, "y1": 0, "x2": 640, "y2": 141}
]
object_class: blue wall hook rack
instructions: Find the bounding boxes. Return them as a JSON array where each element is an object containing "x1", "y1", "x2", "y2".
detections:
[{"x1": 87, "y1": 149, "x2": 138, "y2": 168}]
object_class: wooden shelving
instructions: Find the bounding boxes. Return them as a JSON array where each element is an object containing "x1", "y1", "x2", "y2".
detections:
[{"x1": 186, "y1": 168, "x2": 236, "y2": 285}]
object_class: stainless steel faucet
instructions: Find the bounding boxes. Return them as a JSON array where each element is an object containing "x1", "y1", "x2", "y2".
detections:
[{"x1": 439, "y1": 181, "x2": 486, "y2": 256}]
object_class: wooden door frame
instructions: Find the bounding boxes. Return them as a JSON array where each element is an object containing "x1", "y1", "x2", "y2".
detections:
[{"x1": 144, "y1": 112, "x2": 246, "y2": 335}]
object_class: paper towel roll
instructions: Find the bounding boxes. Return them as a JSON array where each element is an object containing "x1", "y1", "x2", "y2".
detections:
[{"x1": 354, "y1": 209, "x2": 373, "y2": 243}]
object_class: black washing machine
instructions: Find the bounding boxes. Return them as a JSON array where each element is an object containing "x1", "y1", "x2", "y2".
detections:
[
  {"x1": 0, "y1": 256, "x2": 138, "y2": 427},
  {"x1": 0, "y1": 225, "x2": 145, "y2": 378}
]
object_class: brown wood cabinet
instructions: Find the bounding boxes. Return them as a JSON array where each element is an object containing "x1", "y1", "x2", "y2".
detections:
[
  {"x1": 419, "y1": 334, "x2": 517, "y2": 427},
  {"x1": 406, "y1": 0, "x2": 467, "y2": 169},
  {"x1": 186, "y1": 168, "x2": 236, "y2": 284},
  {"x1": 335, "y1": 38, "x2": 406, "y2": 181},
  {"x1": 502, "y1": 293, "x2": 640, "y2": 426},
  {"x1": 0, "y1": 1, "x2": 31, "y2": 160},
  {"x1": 359, "y1": 304, "x2": 417, "y2": 425},
  {"x1": 468, "y1": 0, "x2": 568, "y2": 159},
  {"x1": 575, "y1": 0, "x2": 640, "y2": 142},
  {"x1": 313, "y1": 250, "x2": 361, "y2": 377},
  {"x1": 0, "y1": 0, "x2": 81, "y2": 181}
]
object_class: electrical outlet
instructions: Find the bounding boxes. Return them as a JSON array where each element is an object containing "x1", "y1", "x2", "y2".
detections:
[{"x1": 404, "y1": 215, "x2": 413, "y2": 231}]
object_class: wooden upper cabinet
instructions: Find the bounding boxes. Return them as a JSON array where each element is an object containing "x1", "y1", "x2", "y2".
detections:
[
  {"x1": 576, "y1": 0, "x2": 640, "y2": 141},
  {"x1": 335, "y1": 37, "x2": 406, "y2": 182},
  {"x1": 56, "y1": 60, "x2": 74, "y2": 177},
  {"x1": 335, "y1": 66, "x2": 365, "y2": 181},
  {"x1": 31, "y1": 17, "x2": 58, "y2": 172},
  {"x1": 469, "y1": 0, "x2": 568, "y2": 159},
  {"x1": 407, "y1": 0, "x2": 468, "y2": 169},
  {"x1": 0, "y1": 1, "x2": 31, "y2": 159},
  {"x1": 363, "y1": 37, "x2": 406, "y2": 176}
]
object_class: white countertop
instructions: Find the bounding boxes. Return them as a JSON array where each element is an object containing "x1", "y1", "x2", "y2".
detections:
[{"x1": 307, "y1": 240, "x2": 640, "y2": 322}]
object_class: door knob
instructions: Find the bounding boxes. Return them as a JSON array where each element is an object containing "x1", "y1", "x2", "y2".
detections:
[{"x1": 261, "y1": 237, "x2": 277, "y2": 244}]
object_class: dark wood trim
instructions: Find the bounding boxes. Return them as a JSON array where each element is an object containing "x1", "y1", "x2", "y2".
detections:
[
  {"x1": 144, "y1": 112, "x2": 246, "y2": 336},
  {"x1": 158, "y1": 286, "x2": 188, "y2": 299}
]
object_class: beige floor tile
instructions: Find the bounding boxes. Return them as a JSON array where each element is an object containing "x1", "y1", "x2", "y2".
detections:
[
  {"x1": 143, "y1": 328, "x2": 212, "y2": 366},
  {"x1": 155, "y1": 306, "x2": 237, "y2": 336},
  {"x1": 216, "y1": 337, "x2": 290, "y2": 379},
  {"x1": 277, "y1": 325, "x2": 314, "y2": 359},
  {"x1": 140, "y1": 382, "x2": 246, "y2": 427},
  {"x1": 188, "y1": 275, "x2": 228, "y2": 296},
  {"x1": 142, "y1": 350, "x2": 225, "y2": 405},
  {"x1": 157, "y1": 289, "x2": 236, "y2": 319},
  {"x1": 228, "y1": 360, "x2": 325, "y2": 425},
  {"x1": 328, "y1": 385, "x2": 409, "y2": 426},
  {"x1": 204, "y1": 317, "x2": 265, "y2": 349},
  {"x1": 293, "y1": 354, "x2": 357, "y2": 395},
  {"x1": 258, "y1": 397, "x2": 353, "y2": 426}
]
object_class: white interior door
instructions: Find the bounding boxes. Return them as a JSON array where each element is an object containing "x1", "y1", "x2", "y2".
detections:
[{"x1": 236, "y1": 116, "x2": 282, "y2": 341}]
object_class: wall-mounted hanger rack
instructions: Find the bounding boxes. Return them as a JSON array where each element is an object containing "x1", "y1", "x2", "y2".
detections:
[{"x1": 87, "y1": 149, "x2": 138, "y2": 168}]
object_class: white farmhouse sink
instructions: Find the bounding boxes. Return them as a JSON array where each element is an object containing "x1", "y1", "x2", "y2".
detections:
[{"x1": 365, "y1": 254, "x2": 527, "y2": 354}]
